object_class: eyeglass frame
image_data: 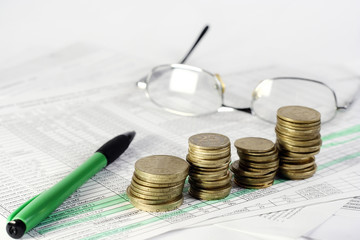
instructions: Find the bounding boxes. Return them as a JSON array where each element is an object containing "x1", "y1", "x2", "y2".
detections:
[{"x1": 136, "y1": 25, "x2": 355, "y2": 120}]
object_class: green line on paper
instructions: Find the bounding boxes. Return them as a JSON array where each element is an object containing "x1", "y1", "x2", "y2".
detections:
[
  {"x1": 317, "y1": 152, "x2": 360, "y2": 171},
  {"x1": 322, "y1": 135, "x2": 360, "y2": 149},
  {"x1": 322, "y1": 124, "x2": 360, "y2": 142},
  {"x1": 38, "y1": 204, "x2": 133, "y2": 234},
  {"x1": 38, "y1": 194, "x2": 127, "y2": 226}
]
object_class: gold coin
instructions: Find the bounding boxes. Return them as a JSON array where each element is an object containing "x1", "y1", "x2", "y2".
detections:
[
  {"x1": 276, "y1": 129, "x2": 321, "y2": 143},
  {"x1": 238, "y1": 161, "x2": 279, "y2": 173},
  {"x1": 234, "y1": 179, "x2": 274, "y2": 189},
  {"x1": 189, "y1": 145, "x2": 230, "y2": 155},
  {"x1": 240, "y1": 159, "x2": 279, "y2": 169},
  {"x1": 189, "y1": 152, "x2": 230, "y2": 160},
  {"x1": 239, "y1": 166, "x2": 277, "y2": 175},
  {"x1": 284, "y1": 163, "x2": 316, "y2": 173},
  {"x1": 279, "y1": 155, "x2": 313, "y2": 162},
  {"x1": 277, "y1": 120, "x2": 321, "y2": 131},
  {"x1": 135, "y1": 155, "x2": 189, "y2": 181},
  {"x1": 189, "y1": 188, "x2": 231, "y2": 200},
  {"x1": 280, "y1": 159, "x2": 315, "y2": 171},
  {"x1": 275, "y1": 128, "x2": 320, "y2": 141},
  {"x1": 128, "y1": 185, "x2": 182, "y2": 200},
  {"x1": 187, "y1": 153, "x2": 231, "y2": 161},
  {"x1": 135, "y1": 155, "x2": 189, "y2": 174},
  {"x1": 189, "y1": 171, "x2": 232, "y2": 182},
  {"x1": 277, "y1": 106, "x2": 321, "y2": 124},
  {"x1": 190, "y1": 182, "x2": 232, "y2": 193},
  {"x1": 129, "y1": 194, "x2": 184, "y2": 212},
  {"x1": 190, "y1": 162, "x2": 230, "y2": 172},
  {"x1": 237, "y1": 147, "x2": 278, "y2": 157},
  {"x1": 238, "y1": 151, "x2": 278, "y2": 162},
  {"x1": 189, "y1": 169, "x2": 227, "y2": 176},
  {"x1": 280, "y1": 149, "x2": 320, "y2": 158},
  {"x1": 189, "y1": 151, "x2": 231, "y2": 160},
  {"x1": 189, "y1": 170, "x2": 230, "y2": 181},
  {"x1": 189, "y1": 184, "x2": 231, "y2": 200},
  {"x1": 277, "y1": 142, "x2": 321, "y2": 153},
  {"x1": 275, "y1": 128, "x2": 320, "y2": 140},
  {"x1": 134, "y1": 170, "x2": 187, "y2": 183},
  {"x1": 188, "y1": 174, "x2": 231, "y2": 189},
  {"x1": 279, "y1": 164, "x2": 317, "y2": 180},
  {"x1": 231, "y1": 160, "x2": 277, "y2": 177},
  {"x1": 276, "y1": 124, "x2": 320, "y2": 136},
  {"x1": 130, "y1": 183, "x2": 184, "y2": 198},
  {"x1": 234, "y1": 137, "x2": 275, "y2": 153},
  {"x1": 277, "y1": 136, "x2": 322, "y2": 147},
  {"x1": 234, "y1": 169, "x2": 277, "y2": 179},
  {"x1": 130, "y1": 179, "x2": 184, "y2": 193},
  {"x1": 277, "y1": 116, "x2": 321, "y2": 126},
  {"x1": 277, "y1": 116, "x2": 321, "y2": 128},
  {"x1": 186, "y1": 154, "x2": 231, "y2": 168},
  {"x1": 189, "y1": 133, "x2": 230, "y2": 150},
  {"x1": 132, "y1": 173, "x2": 185, "y2": 188},
  {"x1": 280, "y1": 156, "x2": 315, "y2": 164},
  {"x1": 234, "y1": 174, "x2": 275, "y2": 185},
  {"x1": 189, "y1": 168, "x2": 228, "y2": 177},
  {"x1": 126, "y1": 187, "x2": 179, "y2": 205}
]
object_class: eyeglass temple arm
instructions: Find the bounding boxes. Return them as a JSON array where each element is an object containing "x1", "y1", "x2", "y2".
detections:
[
  {"x1": 220, "y1": 104, "x2": 252, "y2": 114},
  {"x1": 337, "y1": 81, "x2": 360, "y2": 110},
  {"x1": 136, "y1": 25, "x2": 210, "y2": 88},
  {"x1": 179, "y1": 25, "x2": 209, "y2": 64},
  {"x1": 337, "y1": 97, "x2": 356, "y2": 110}
]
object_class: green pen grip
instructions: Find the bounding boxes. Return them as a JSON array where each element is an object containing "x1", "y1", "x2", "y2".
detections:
[{"x1": 12, "y1": 152, "x2": 107, "y2": 232}]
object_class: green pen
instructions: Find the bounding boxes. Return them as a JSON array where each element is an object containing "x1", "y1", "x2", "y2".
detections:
[{"x1": 6, "y1": 131, "x2": 136, "y2": 239}]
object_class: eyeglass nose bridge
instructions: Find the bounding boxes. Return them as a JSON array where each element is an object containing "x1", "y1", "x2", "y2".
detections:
[{"x1": 215, "y1": 74, "x2": 225, "y2": 94}]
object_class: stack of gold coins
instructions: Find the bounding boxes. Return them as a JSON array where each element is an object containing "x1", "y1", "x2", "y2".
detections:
[
  {"x1": 127, "y1": 155, "x2": 189, "y2": 212},
  {"x1": 231, "y1": 137, "x2": 279, "y2": 189},
  {"x1": 187, "y1": 133, "x2": 232, "y2": 200},
  {"x1": 276, "y1": 106, "x2": 321, "y2": 180}
]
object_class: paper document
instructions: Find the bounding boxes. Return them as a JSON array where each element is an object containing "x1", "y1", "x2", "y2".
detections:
[
  {"x1": 217, "y1": 200, "x2": 348, "y2": 240},
  {"x1": 0, "y1": 44, "x2": 149, "y2": 105},
  {"x1": 305, "y1": 197, "x2": 360, "y2": 240},
  {"x1": 156, "y1": 199, "x2": 348, "y2": 240},
  {"x1": 0, "y1": 45, "x2": 359, "y2": 240}
]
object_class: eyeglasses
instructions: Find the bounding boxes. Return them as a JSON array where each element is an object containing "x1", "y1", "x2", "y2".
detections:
[{"x1": 137, "y1": 26, "x2": 355, "y2": 123}]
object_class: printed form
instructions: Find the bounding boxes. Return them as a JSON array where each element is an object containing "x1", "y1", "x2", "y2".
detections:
[
  {"x1": 305, "y1": 197, "x2": 360, "y2": 240},
  {"x1": 0, "y1": 45, "x2": 359, "y2": 239}
]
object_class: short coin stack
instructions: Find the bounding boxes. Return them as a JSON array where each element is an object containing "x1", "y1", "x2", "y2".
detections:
[
  {"x1": 231, "y1": 137, "x2": 279, "y2": 189},
  {"x1": 187, "y1": 133, "x2": 232, "y2": 200},
  {"x1": 276, "y1": 106, "x2": 321, "y2": 180},
  {"x1": 127, "y1": 155, "x2": 189, "y2": 212}
]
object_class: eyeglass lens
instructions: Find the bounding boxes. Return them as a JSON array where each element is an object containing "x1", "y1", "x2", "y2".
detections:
[
  {"x1": 146, "y1": 65, "x2": 223, "y2": 116},
  {"x1": 145, "y1": 66, "x2": 338, "y2": 122},
  {"x1": 251, "y1": 78, "x2": 338, "y2": 123}
]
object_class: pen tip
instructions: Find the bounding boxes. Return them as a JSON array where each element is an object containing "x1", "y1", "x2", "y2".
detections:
[
  {"x1": 124, "y1": 131, "x2": 136, "y2": 143},
  {"x1": 6, "y1": 220, "x2": 26, "y2": 239}
]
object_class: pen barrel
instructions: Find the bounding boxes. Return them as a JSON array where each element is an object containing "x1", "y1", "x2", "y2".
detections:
[{"x1": 13, "y1": 152, "x2": 107, "y2": 233}]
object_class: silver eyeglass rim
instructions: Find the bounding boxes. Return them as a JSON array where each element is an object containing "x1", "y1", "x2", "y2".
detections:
[
  {"x1": 143, "y1": 63, "x2": 224, "y2": 117},
  {"x1": 136, "y1": 25, "x2": 357, "y2": 121},
  {"x1": 250, "y1": 76, "x2": 342, "y2": 123}
]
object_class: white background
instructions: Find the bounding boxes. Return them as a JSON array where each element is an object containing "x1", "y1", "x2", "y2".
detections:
[{"x1": 1, "y1": 0, "x2": 359, "y2": 73}]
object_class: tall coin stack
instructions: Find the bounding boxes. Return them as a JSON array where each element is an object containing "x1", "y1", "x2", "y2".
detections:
[
  {"x1": 127, "y1": 155, "x2": 189, "y2": 212},
  {"x1": 187, "y1": 133, "x2": 232, "y2": 200},
  {"x1": 276, "y1": 106, "x2": 321, "y2": 180},
  {"x1": 231, "y1": 137, "x2": 279, "y2": 189}
]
